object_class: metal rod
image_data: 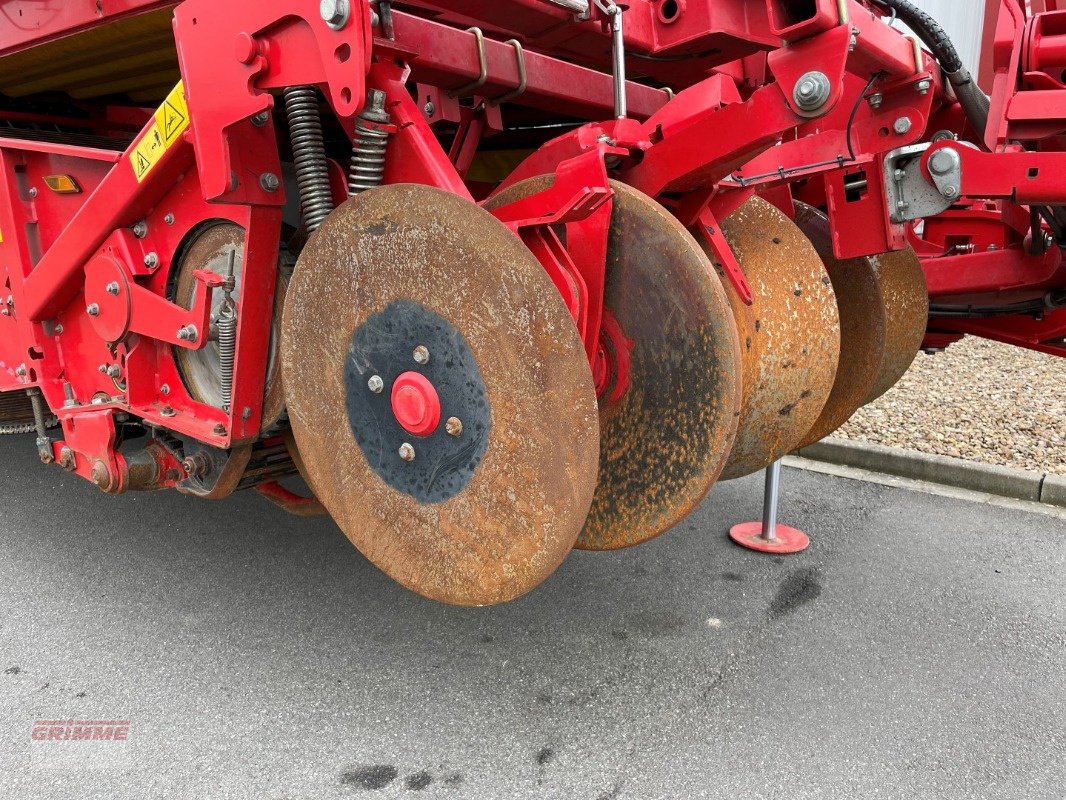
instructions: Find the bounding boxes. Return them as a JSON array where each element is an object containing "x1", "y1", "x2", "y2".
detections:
[
  {"x1": 609, "y1": 4, "x2": 627, "y2": 119},
  {"x1": 761, "y1": 460, "x2": 782, "y2": 542},
  {"x1": 544, "y1": 0, "x2": 590, "y2": 13}
]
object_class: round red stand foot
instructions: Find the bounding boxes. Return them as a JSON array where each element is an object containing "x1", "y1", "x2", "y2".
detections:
[{"x1": 728, "y1": 521, "x2": 810, "y2": 554}]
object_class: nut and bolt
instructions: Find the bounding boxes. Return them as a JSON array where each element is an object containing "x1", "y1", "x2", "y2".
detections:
[
  {"x1": 28, "y1": 187, "x2": 38, "y2": 199},
  {"x1": 893, "y1": 116, "x2": 912, "y2": 135},
  {"x1": 143, "y1": 252, "x2": 159, "y2": 269},
  {"x1": 176, "y1": 325, "x2": 198, "y2": 341},
  {"x1": 54, "y1": 324, "x2": 63, "y2": 334},
  {"x1": 916, "y1": 78, "x2": 932, "y2": 95},
  {"x1": 320, "y1": 0, "x2": 350, "y2": 29},
  {"x1": 106, "y1": 281, "x2": 120, "y2": 295},
  {"x1": 259, "y1": 172, "x2": 280, "y2": 192},
  {"x1": 106, "y1": 365, "x2": 122, "y2": 379},
  {"x1": 867, "y1": 92, "x2": 883, "y2": 109},
  {"x1": 398, "y1": 443, "x2": 416, "y2": 462},
  {"x1": 368, "y1": 374, "x2": 384, "y2": 394},
  {"x1": 90, "y1": 460, "x2": 111, "y2": 491},
  {"x1": 213, "y1": 423, "x2": 227, "y2": 436},
  {"x1": 160, "y1": 405, "x2": 176, "y2": 417},
  {"x1": 445, "y1": 417, "x2": 463, "y2": 437},
  {"x1": 160, "y1": 383, "x2": 170, "y2": 395},
  {"x1": 929, "y1": 150, "x2": 956, "y2": 175},
  {"x1": 86, "y1": 303, "x2": 100, "y2": 316},
  {"x1": 942, "y1": 185, "x2": 959, "y2": 199},
  {"x1": 413, "y1": 345, "x2": 430, "y2": 365},
  {"x1": 792, "y1": 71, "x2": 831, "y2": 113},
  {"x1": 423, "y1": 101, "x2": 435, "y2": 116},
  {"x1": 164, "y1": 213, "x2": 175, "y2": 225},
  {"x1": 251, "y1": 111, "x2": 270, "y2": 127},
  {"x1": 59, "y1": 446, "x2": 75, "y2": 470},
  {"x1": 132, "y1": 220, "x2": 148, "y2": 238},
  {"x1": 182, "y1": 452, "x2": 211, "y2": 478},
  {"x1": 15, "y1": 364, "x2": 26, "y2": 377}
]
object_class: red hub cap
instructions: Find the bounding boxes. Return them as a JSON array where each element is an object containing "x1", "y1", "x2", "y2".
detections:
[{"x1": 391, "y1": 371, "x2": 442, "y2": 436}]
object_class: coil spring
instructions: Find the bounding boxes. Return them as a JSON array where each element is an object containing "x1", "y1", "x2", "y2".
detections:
[
  {"x1": 349, "y1": 121, "x2": 389, "y2": 195},
  {"x1": 283, "y1": 85, "x2": 333, "y2": 232},
  {"x1": 216, "y1": 303, "x2": 237, "y2": 412}
]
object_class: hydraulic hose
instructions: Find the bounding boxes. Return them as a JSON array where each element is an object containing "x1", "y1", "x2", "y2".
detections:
[{"x1": 870, "y1": 0, "x2": 990, "y2": 141}]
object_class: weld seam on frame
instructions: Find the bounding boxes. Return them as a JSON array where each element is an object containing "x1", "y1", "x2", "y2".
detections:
[{"x1": 794, "y1": 437, "x2": 1066, "y2": 508}]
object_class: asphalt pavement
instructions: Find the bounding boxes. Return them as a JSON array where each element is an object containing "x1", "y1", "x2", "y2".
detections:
[{"x1": 0, "y1": 432, "x2": 1063, "y2": 799}]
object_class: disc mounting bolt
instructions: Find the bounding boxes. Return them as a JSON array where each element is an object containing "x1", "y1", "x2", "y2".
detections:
[
  {"x1": 106, "y1": 282, "x2": 120, "y2": 296},
  {"x1": 398, "y1": 442, "x2": 416, "y2": 462},
  {"x1": 792, "y1": 71, "x2": 831, "y2": 113},
  {"x1": 893, "y1": 116, "x2": 912, "y2": 135},
  {"x1": 259, "y1": 172, "x2": 280, "y2": 192},
  {"x1": 445, "y1": 416, "x2": 463, "y2": 437},
  {"x1": 144, "y1": 252, "x2": 159, "y2": 269},
  {"x1": 132, "y1": 220, "x2": 148, "y2": 238},
  {"x1": 86, "y1": 303, "x2": 100, "y2": 316},
  {"x1": 320, "y1": 0, "x2": 350, "y2": 29},
  {"x1": 177, "y1": 325, "x2": 198, "y2": 341},
  {"x1": 367, "y1": 374, "x2": 384, "y2": 394},
  {"x1": 412, "y1": 345, "x2": 430, "y2": 365}
]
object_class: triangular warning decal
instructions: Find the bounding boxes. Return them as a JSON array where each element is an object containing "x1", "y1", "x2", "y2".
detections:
[
  {"x1": 135, "y1": 152, "x2": 152, "y2": 178},
  {"x1": 162, "y1": 100, "x2": 187, "y2": 142}
]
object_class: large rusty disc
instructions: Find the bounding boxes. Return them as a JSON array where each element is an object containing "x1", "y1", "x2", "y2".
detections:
[
  {"x1": 281, "y1": 184, "x2": 600, "y2": 606},
  {"x1": 172, "y1": 222, "x2": 287, "y2": 433},
  {"x1": 793, "y1": 202, "x2": 886, "y2": 447},
  {"x1": 713, "y1": 197, "x2": 840, "y2": 480},
  {"x1": 486, "y1": 179, "x2": 742, "y2": 551},
  {"x1": 863, "y1": 246, "x2": 928, "y2": 404}
]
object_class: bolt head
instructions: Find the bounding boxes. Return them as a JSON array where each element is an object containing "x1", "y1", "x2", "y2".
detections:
[
  {"x1": 164, "y1": 213, "x2": 175, "y2": 225},
  {"x1": 367, "y1": 374, "x2": 384, "y2": 394},
  {"x1": 943, "y1": 185, "x2": 959, "y2": 198},
  {"x1": 929, "y1": 150, "x2": 954, "y2": 175},
  {"x1": 132, "y1": 220, "x2": 148, "y2": 238},
  {"x1": 259, "y1": 172, "x2": 280, "y2": 192},
  {"x1": 106, "y1": 365, "x2": 122, "y2": 379},
  {"x1": 28, "y1": 187, "x2": 38, "y2": 199},
  {"x1": 320, "y1": 0, "x2": 350, "y2": 28},
  {"x1": 792, "y1": 71, "x2": 831, "y2": 112},
  {"x1": 868, "y1": 93, "x2": 883, "y2": 108},
  {"x1": 412, "y1": 345, "x2": 430, "y2": 365},
  {"x1": 15, "y1": 364, "x2": 26, "y2": 377},
  {"x1": 423, "y1": 102, "x2": 435, "y2": 116},
  {"x1": 398, "y1": 443, "x2": 415, "y2": 462},
  {"x1": 251, "y1": 111, "x2": 270, "y2": 127},
  {"x1": 86, "y1": 303, "x2": 100, "y2": 316},
  {"x1": 213, "y1": 423, "x2": 227, "y2": 436},
  {"x1": 893, "y1": 116, "x2": 912, "y2": 135},
  {"x1": 916, "y1": 78, "x2": 932, "y2": 95},
  {"x1": 106, "y1": 281, "x2": 120, "y2": 296},
  {"x1": 160, "y1": 383, "x2": 170, "y2": 396},
  {"x1": 143, "y1": 252, "x2": 159, "y2": 269},
  {"x1": 445, "y1": 417, "x2": 463, "y2": 437}
]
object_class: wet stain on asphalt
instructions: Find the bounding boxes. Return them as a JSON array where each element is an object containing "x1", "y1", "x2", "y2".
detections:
[
  {"x1": 4, "y1": 666, "x2": 20, "y2": 674},
  {"x1": 536, "y1": 747, "x2": 554, "y2": 766},
  {"x1": 769, "y1": 567, "x2": 822, "y2": 619},
  {"x1": 404, "y1": 771, "x2": 432, "y2": 791},
  {"x1": 721, "y1": 572, "x2": 745, "y2": 582},
  {"x1": 340, "y1": 765, "x2": 399, "y2": 790}
]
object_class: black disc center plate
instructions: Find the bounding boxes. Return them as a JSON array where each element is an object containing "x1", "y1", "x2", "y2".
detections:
[{"x1": 345, "y1": 299, "x2": 490, "y2": 503}]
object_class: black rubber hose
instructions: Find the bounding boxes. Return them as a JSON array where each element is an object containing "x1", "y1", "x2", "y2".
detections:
[
  {"x1": 870, "y1": 0, "x2": 990, "y2": 139},
  {"x1": 870, "y1": 0, "x2": 963, "y2": 73}
]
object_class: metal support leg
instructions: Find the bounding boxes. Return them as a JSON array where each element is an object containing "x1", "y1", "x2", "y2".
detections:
[{"x1": 728, "y1": 460, "x2": 810, "y2": 554}]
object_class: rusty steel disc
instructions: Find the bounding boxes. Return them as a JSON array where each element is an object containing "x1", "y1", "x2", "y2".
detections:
[
  {"x1": 486, "y1": 178, "x2": 742, "y2": 551},
  {"x1": 281, "y1": 184, "x2": 599, "y2": 606},
  {"x1": 793, "y1": 202, "x2": 887, "y2": 448},
  {"x1": 172, "y1": 222, "x2": 287, "y2": 434},
  {"x1": 712, "y1": 197, "x2": 840, "y2": 480},
  {"x1": 863, "y1": 246, "x2": 928, "y2": 405}
]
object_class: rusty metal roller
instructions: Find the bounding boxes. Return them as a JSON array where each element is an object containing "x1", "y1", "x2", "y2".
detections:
[
  {"x1": 485, "y1": 178, "x2": 742, "y2": 551},
  {"x1": 862, "y1": 246, "x2": 929, "y2": 405},
  {"x1": 281, "y1": 184, "x2": 600, "y2": 606},
  {"x1": 793, "y1": 202, "x2": 887, "y2": 447},
  {"x1": 713, "y1": 196, "x2": 840, "y2": 480}
]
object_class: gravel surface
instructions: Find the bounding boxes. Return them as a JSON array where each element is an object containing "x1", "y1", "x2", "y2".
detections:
[{"x1": 837, "y1": 336, "x2": 1066, "y2": 475}]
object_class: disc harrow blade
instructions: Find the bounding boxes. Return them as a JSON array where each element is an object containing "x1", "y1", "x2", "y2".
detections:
[
  {"x1": 712, "y1": 196, "x2": 841, "y2": 481},
  {"x1": 281, "y1": 184, "x2": 600, "y2": 605}
]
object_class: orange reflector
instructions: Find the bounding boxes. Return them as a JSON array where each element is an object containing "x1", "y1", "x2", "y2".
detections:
[{"x1": 43, "y1": 175, "x2": 81, "y2": 194}]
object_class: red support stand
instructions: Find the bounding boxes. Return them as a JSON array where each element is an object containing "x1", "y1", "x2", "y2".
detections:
[{"x1": 729, "y1": 460, "x2": 810, "y2": 554}]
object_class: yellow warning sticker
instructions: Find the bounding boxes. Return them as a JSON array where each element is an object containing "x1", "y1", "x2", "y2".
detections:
[{"x1": 129, "y1": 81, "x2": 190, "y2": 183}]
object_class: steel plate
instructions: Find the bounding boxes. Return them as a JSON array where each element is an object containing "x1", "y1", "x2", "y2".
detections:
[
  {"x1": 486, "y1": 178, "x2": 742, "y2": 551},
  {"x1": 281, "y1": 184, "x2": 599, "y2": 606},
  {"x1": 713, "y1": 196, "x2": 840, "y2": 480}
]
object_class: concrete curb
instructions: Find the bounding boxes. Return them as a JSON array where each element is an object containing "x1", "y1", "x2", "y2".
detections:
[{"x1": 796, "y1": 438, "x2": 1066, "y2": 508}]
